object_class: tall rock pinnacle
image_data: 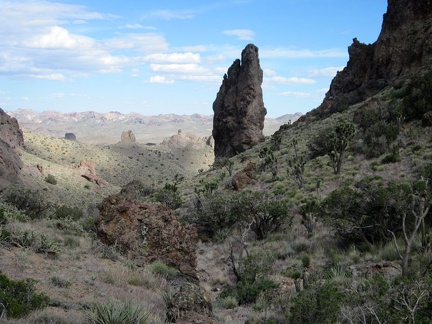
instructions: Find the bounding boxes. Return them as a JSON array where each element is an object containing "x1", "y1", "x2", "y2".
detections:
[{"x1": 212, "y1": 44, "x2": 267, "y2": 159}]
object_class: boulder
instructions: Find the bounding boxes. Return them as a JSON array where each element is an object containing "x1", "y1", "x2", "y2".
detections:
[
  {"x1": 212, "y1": 44, "x2": 267, "y2": 159},
  {"x1": 231, "y1": 162, "x2": 257, "y2": 190},
  {"x1": 96, "y1": 193, "x2": 198, "y2": 278},
  {"x1": 75, "y1": 159, "x2": 108, "y2": 187}
]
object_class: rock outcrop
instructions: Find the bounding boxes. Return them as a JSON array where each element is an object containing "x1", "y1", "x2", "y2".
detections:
[
  {"x1": 212, "y1": 44, "x2": 267, "y2": 159},
  {"x1": 120, "y1": 130, "x2": 136, "y2": 143},
  {"x1": 96, "y1": 192, "x2": 198, "y2": 278},
  {"x1": 75, "y1": 159, "x2": 108, "y2": 187},
  {"x1": 303, "y1": 0, "x2": 432, "y2": 120},
  {"x1": 161, "y1": 131, "x2": 210, "y2": 150},
  {"x1": 0, "y1": 108, "x2": 23, "y2": 192},
  {"x1": 64, "y1": 133, "x2": 76, "y2": 141},
  {"x1": 231, "y1": 162, "x2": 257, "y2": 190}
]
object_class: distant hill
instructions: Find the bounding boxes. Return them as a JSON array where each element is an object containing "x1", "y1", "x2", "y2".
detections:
[{"x1": 7, "y1": 109, "x2": 302, "y2": 145}]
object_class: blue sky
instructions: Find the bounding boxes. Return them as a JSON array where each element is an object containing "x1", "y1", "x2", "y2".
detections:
[{"x1": 0, "y1": 0, "x2": 387, "y2": 118}]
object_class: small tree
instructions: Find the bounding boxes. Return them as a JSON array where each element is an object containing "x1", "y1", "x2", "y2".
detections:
[
  {"x1": 389, "y1": 179, "x2": 432, "y2": 277},
  {"x1": 328, "y1": 120, "x2": 355, "y2": 174},
  {"x1": 300, "y1": 199, "x2": 320, "y2": 238}
]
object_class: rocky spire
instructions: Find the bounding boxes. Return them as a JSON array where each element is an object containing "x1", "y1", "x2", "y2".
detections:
[{"x1": 212, "y1": 43, "x2": 267, "y2": 159}]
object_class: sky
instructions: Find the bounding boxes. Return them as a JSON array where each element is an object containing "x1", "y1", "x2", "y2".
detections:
[{"x1": 0, "y1": 0, "x2": 387, "y2": 118}]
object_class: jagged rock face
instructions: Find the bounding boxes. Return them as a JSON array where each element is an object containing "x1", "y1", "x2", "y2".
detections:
[
  {"x1": 0, "y1": 108, "x2": 23, "y2": 192},
  {"x1": 308, "y1": 0, "x2": 432, "y2": 118},
  {"x1": 212, "y1": 44, "x2": 267, "y2": 158},
  {"x1": 96, "y1": 193, "x2": 198, "y2": 278},
  {"x1": 121, "y1": 130, "x2": 136, "y2": 143}
]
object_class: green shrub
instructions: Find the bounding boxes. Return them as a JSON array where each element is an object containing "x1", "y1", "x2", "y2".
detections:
[
  {"x1": 87, "y1": 300, "x2": 150, "y2": 324},
  {"x1": 0, "y1": 271, "x2": 49, "y2": 318},
  {"x1": 53, "y1": 205, "x2": 83, "y2": 221},
  {"x1": 50, "y1": 276, "x2": 71, "y2": 288},
  {"x1": 4, "y1": 188, "x2": 52, "y2": 220},
  {"x1": 147, "y1": 260, "x2": 179, "y2": 280},
  {"x1": 289, "y1": 281, "x2": 346, "y2": 323},
  {"x1": 45, "y1": 174, "x2": 57, "y2": 185}
]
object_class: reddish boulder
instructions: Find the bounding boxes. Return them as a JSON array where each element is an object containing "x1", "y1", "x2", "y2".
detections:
[
  {"x1": 231, "y1": 162, "x2": 257, "y2": 190},
  {"x1": 96, "y1": 193, "x2": 198, "y2": 278},
  {"x1": 75, "y1": 159, "x2": 108, "y2": 187}
]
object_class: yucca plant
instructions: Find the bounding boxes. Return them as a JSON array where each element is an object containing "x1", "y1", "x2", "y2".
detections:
[{"x1": 88, "y1": 300, "x2": 149, "y2": 324}]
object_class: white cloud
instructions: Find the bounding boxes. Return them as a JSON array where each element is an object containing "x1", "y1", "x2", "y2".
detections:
[
  {"x1": 141, "y1": 53, "x2": 200, "y2": 64},
  {"x1": 32, "y1": 73, "x2": 67, "y2": 81},
  {"x1": 263, "y1": 69, "x2": 277, "y2": 76},
  {"x1": 266, "y1": 76, "x2": 316, "y2": 85},
  {"x1": 148, "y1": 75, "x2": 175, "y2": 84},
  {"x1": 261, "y1": 48, "x2": 346, "y2": 59},
  {"x1": 308, "y1": 66, "x2": 344, "y2": 77},
  {"x1": 121, "y1": 24, "x2": 156, "y2": 30},
  {"x1": 278, "y1": 91, "x2": 312, "y2": 97},
  {"x1": 150, "y1": 64, "x2": 209, "y2": 75},
  {"x1": 25, "y1": 26, "x2": 94, "y2": 49},
  {"x1": 223, "y1": 29, "x2": 255, "y2": 40},
  {"x1": 147, "y1": 9, "x2": 195, "y2": 20}
]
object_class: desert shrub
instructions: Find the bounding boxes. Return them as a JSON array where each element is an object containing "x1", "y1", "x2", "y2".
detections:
[
  {"x1": 50, "y1": 276, "x2": 71, "y2": 288},
  {"x1": 53, "y1": 205, "x2": 83, "y2": 221},
  {"x1": 0, "y1": 202, "x2": 28, "y2": 224},
  {"x1": 321, "y1": 177, "x2": 412, "y2": 246},
  {"x1": 0, "y1": 271, "x2": 49, "y2": 318},
  {"x1": 187, "y1": 190, "x2": 239, "y2": 238},
  {"x1": 154, "y1": 182, "x2": 182, "y2": 209},
  {"x1": 148, "y1": 260, "x2": 179, "y2": 280},
  {"x1": 44, "y1": 174, "x2": 57, "y2": 185},
  {"x1": 398, "y1": 71, "x2": 432, "y2": 121},
  {"x1": 87, "y1": 300, "x2": 150, "y2": 324},
  {"x1": 3, "y1": 188, "x2": 52, "y2": 220},
  {"x1": 289, "y1": 281, "x2": 346, "y2": 323},
  {"x1": 221, "y1": 251, "x2": 278, "y2": 305}
]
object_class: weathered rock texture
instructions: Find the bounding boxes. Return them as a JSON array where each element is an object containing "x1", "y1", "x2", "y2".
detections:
[
  {"x1": 96, "y1": 191, "x2": 198, "y2": 278},
  {"x1": 231, "y1": 162, "x2": 257, "y2": 190},
  {"x1": 120, "y1": 130, "x2": 136, "y2": 143},
  {"x1": 212, "y1": 44, "x2": 266, "y2": 158},
  {"x1": 75, "y1": 159, "x2": 108, "y2": 187},
  {"x1": 302, "y1": 0, "x2": 432, "y2": 120},
  {"x1": 0, "y1": 108, "x2": 23, "y2": 191}
]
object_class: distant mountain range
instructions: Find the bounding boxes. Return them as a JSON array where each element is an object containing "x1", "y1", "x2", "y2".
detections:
[{"x1": 7, "y1": 109, "x2": 303, "y2": 145}]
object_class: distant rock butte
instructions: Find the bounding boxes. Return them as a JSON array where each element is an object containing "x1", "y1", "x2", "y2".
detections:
[
  {"x1": 64, "y1": 133, "x2": 76, "y2": 141},
  {"x1": 212, "y1": 43, "x2": 267, "y2": 159},
  {"x1": 302, "y1": 0, "x2": 432, "y2": 120},
  {"x1": 120, "y1": 130, "x2": 136, "y2": 143},
  {"x1": 0, "y1": 108, "x2": 23, "y2": 192}
]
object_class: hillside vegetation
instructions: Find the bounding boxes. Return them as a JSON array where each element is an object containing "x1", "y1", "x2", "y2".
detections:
[{"x1": 1, "y1": 78, "x2": 432, "y2": 323}]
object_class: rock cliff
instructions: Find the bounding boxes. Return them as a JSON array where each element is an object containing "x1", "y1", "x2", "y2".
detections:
[
  {"x1": 304, "y1": 0, "x2": 432, "y2": 119},
  {"x1": 212, "y1": 44, "x2": 267, "y2": 158},
  {"x1": 0, "y1": 108, "x2": 23, "y2": 192}
]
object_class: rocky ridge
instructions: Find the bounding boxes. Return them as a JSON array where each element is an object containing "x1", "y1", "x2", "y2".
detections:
[
  {"x1": 303, "y1": 0, "x2": 432, "y2": 120},
  {"x1": 0, "y1": 108, "x2": 23, "y2": 192}
]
